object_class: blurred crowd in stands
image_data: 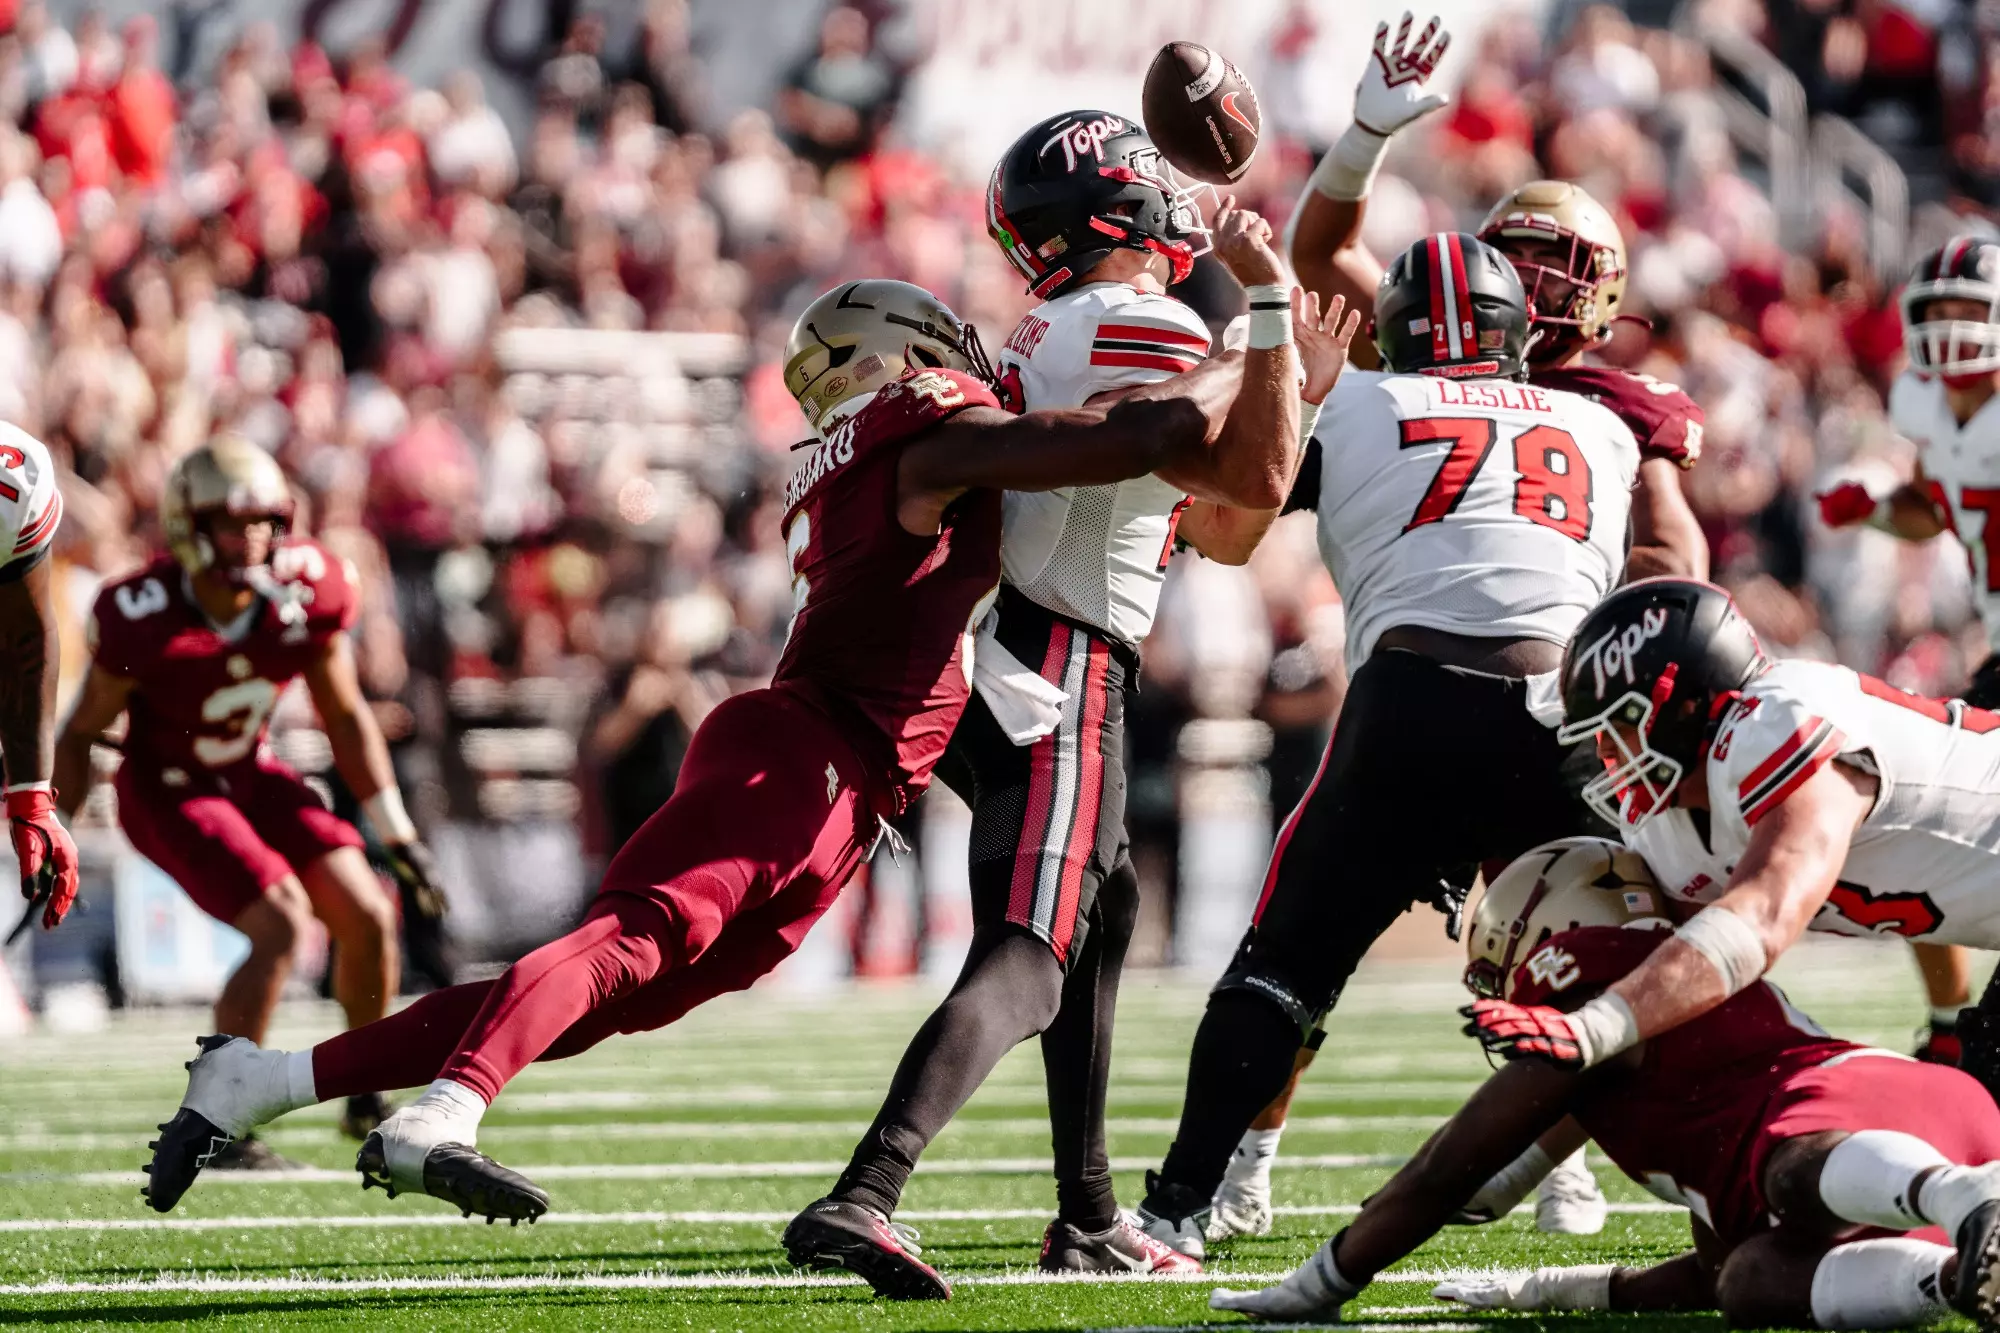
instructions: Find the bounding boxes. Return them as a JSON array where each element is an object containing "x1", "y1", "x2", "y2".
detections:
[{"x1": 2, "y1": 0, "x2": 1994, "y2": 970}]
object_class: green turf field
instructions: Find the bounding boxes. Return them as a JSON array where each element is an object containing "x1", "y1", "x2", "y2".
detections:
[{"x1": 0, "y1": 936, "x2": 1976, "y2": 1330}]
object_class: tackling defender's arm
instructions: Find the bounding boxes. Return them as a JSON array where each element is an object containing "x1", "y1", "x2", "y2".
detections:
[
  {"x1": 302, "y1": 632, "x2": 446, "y2": 916},
  {"x1": 1627, "y1": 459, "x2": 1709, "y2": 581}
]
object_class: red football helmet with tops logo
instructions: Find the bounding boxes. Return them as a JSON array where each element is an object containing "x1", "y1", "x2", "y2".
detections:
[
  {"x1": 1557, "y1": 578, "x2": 1769, "y2": 827},
  {"x1": 1373, "y1": 232, "x2": 1534, "y2": 380},
  {"x1": 984, "y1": 110, "x2": 1209, "y2": 300}
]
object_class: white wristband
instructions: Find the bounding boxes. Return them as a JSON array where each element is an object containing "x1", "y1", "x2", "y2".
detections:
[
  {"x1": 362, "y1": 788, "x2": 418, "y2": 843},
  {"x1": 1542, "y1": 1264, "x2": 1619, "y2": 1311},
  {"x1": 1309, "y1": 123, "x2": 1391, "y2": 202},
  {"x1": 1245, "y1": 284, "x2": 1291, "y2": 349},
  {"x1": 1677, "y1": 905, "x2": 1769, "y2": 998},
  {"x1": 1569, "y1": 992, "x2": 1640, "y2": 1067},
  {"x1": 1298, "y1": 397, "x2": 1322, "y2": 442},
  {"x1": 5, "y1": 780, "x2": 52, "y2": 795}
]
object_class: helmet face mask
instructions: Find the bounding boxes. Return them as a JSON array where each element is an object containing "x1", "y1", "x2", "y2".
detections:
[
  {"x1": 1558, "y1": 690, "x2": 1686, "y2": 828},
  {"x1": 1902, "y1": 237, "x2": 2000, "y2": 383},
  {"x1": 162, "y1": 437, "x2": 296, "y2": 585},
  {"x1": 784, "y1": 280, "x2": 993, "y2": 431},
  {"x1": 1462, "y1": 836, "x2": 1668, "y2": 1000}
]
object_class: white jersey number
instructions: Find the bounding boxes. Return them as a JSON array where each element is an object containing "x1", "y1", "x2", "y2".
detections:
[
  {"x1": 1402, "y1": 417, "x2": 1594, "y2": 541},
  {"x1": 195, "y1": 678, "x2": 281, "y2": 767}
]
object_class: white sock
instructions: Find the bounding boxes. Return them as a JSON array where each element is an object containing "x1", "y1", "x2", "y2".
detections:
[
  {"x1": 282, "y1": 1050, "x2": 317, "y2": 1114},
  {"x1": 1918, "y1": 1161, "x2": 2000, "y2": 1240},
  {"x1": 409, "y1": 1078, "x2": 488, "y2": 1145},
  {"x1": 1224, "y1": 1127, "x2": 1283, "y2": 1188},
  {"x1": 1809, "y1": 1237, "x2": 1952, "y2": 1329},
  {"x1": 1819, "y1": 1131, "x2": 1951, "y2": 1230}
]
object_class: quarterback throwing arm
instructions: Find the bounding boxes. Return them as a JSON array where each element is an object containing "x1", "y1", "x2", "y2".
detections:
[{"x1": 0, "y1": 424, "x2": 76, "y2": 934}]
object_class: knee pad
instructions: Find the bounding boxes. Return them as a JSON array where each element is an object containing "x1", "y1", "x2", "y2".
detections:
[{"x1": 1211, "y1": 932, "x2": 1335, "y2": 1041}]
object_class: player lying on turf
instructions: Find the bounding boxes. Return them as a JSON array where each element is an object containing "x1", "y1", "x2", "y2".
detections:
[
  {"x1": 1465, "y1": 577, "x2": 2000, "y2": 1108},
  {"x1": 61, "y1": 438, "x2": 436, "y2": 1162},
  {"x1": 1208, "y1": 835, "x2": 2000, "y2": 1331},
  {"x1": 141, "y1": 234, "x2": 1359, "y2": 1238}
]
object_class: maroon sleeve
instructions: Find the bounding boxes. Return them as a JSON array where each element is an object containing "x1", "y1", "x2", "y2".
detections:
[
  {"x1": 1508, "y1": 925, "x2": 1670, "y2": 1009},
  {"x1": 860, "y1": 368, "x2": 1003, "y2": 445},
  {"x1": 86, "y1": 568, "x2": 173, "y2": 677},
  {"x1": 301, "y1": 541, "x2": 360, "y2": 642},
  {"x1": 1537, "y1": 365, "x2": 1704, "y2": 468}
]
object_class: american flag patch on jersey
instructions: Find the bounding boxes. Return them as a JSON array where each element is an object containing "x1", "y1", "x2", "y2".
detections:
[{"x1": 1089, "y1": 320, "x2": 1209, "y2": 374}]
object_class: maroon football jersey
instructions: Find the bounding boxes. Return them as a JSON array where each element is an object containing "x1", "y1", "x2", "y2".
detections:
[
  {"x1": 90, "y1": 540, "x2": 359, "y2": 776},
  {"x1": 1511, "y1": 925, "x2": 1855, "y2": 1244},
  {"x1": 1533, "y1": 364, "x2": 1703, "y2": 468},
  {"x1": 773, "y1": 368, "x2": 1004, "y2": 799}
]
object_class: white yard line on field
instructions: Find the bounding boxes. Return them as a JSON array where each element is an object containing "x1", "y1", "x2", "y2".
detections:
[
  {"x1": 0, "y1": 1201, "x2": 1683, "y2": 1232},
  {"x1": 19, "y1": 1153, "x2": 1404, "y2": 1188},
  {"x1": 0, "y1": 1268, "x2": 1510, "y2": 1297}
]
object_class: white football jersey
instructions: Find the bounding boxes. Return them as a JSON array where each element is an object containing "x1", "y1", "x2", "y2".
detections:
[
  {"x1": 0, "y1": 422, "x2": 60, "y2": 577},
  {"x1": 993, "y1": 282, "x2": 1208, "y2": 645},
  {"x1": 1626, "y1": 658, "x2": 2000, "y2": 948},
  {"x1": 1889, "y1": 371, "x2": 2000, "y2": 654},
  {"x1": 1305, "y1": 371, "x2": 1640, "y2": 670}
]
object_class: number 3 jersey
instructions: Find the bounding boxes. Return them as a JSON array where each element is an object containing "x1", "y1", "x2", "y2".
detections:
[
  {"x1": 87, "y1": 541, "x2": 357, "y2": 777},
  {"x1": 1625, "y1": 657, "x2": 2000, "y2": 949},
  {"x1": 994, "y1": 282, "x2": 1208, "y2": 645},
  {"x1": 1293, "y1": 370, "x2": 1640, "y2": 670},
  {"x1": 772, "y1": 368, "x2": 1004, "y2": 801},
  {"x1": 1890, "y1": 371, "x2": 2000, "y2": 654}
]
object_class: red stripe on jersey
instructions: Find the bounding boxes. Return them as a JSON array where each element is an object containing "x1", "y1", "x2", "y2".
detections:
[
  {"x1": 1736, "y1": 719, "x2": 1821, "y2": 800},
  {"x1": 1743, "y1": 725, "x2": 1847, "y2": 825},
  {"x1": 1428, "y1": 235, "x2": 1451, "y2": 361},
  {"x1": 1094, "y1": 322, "x2": 1210, "y2": 348},
  {"x1": 15, "y1": 491, "x2": 60, "y2": 552},
  {"x1": 1089, "y1": 350, "x2": 1202, "y2": 372},
  {"x1": 1048, "y1": 639, "x2": 1112, "y2": 962},
  {"x1": 1446, "y1": 233, "x2": 1472, "y2": 358},
  {"x1": 1008, "y1": 624, "x2": 1073, "y2": 926}
]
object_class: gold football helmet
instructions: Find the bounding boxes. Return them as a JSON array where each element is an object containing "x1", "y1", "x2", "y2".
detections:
[
  {"x1": 160, "y1": 435, "x2": 295, "y2": 580},
  {"x1": 783, "y1": 280, "x2": 992, "y2": 431},
  {"x1": 1463, "y1": 836, "x2": 1666, "y2": 1000},
  {"x1": 1477, "y1": 180, "x2": 1629, "y2": 353}
]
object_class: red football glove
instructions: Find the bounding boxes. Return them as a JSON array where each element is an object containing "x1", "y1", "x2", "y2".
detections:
[
  {"x1": 8, "y1": 787, "x2": 78, "y2": 930},
  {"x1": 1816, "y1": 482, "x2": 1879, "y2": 529},
  {"x1": 1461, "y1": 999, "x2": 1588, "y2": 1070}
]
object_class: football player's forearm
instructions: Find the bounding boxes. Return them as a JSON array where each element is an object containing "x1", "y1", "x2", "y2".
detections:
[
  {"x1": 1287, "y1": 195, "x2": 1384, "y2": 373},
  {"x1": 1193, "y1": 342, "x2": 1300, "y2": 510},
  {"x1": 323, "y1": 707, "x2": 398, "y2": 806},
  {"x1": 0, "y1": 589, "x2": 55, "y2": 789},
  {"x1": 50, "y1": 731, "x2": 93, "y2": 818},
  {"x1": 1337, "y1": 1061, "x2": 1577, "y2": 1279},
  {"x1": 1884, "y1": 483, "x2": 1948, "y2": 540},
  {"x1": 1609, "y1": 1251, "x2": 1712, "y2": 1312},
  {"x1": 1625, "y1": 461, "x2": 1708, "y2": 582}
]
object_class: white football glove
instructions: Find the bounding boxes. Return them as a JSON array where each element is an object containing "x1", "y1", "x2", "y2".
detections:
[
  {"x1": 1433, "y1": 1264, "x2": 1617, "y2": 1312},
  {"x1": 1210, "y1": 1237, "x2": 1360, "y2": 1321},
  {"x1": 1353, "y1": 12, "x2": 1453, "y2": 137}
]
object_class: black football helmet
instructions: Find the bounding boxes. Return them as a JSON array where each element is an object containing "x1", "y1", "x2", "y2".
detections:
[
  {"x1": 1374, "y1": 233, "x2": 1533, "y2": 380},
  {"x1": 985, "y1": 110, "x2": 1208, "y2": 301},
  {"x1": 1557, "y1": 578, "x2": 1769, "y2": 828},
  {"x1": 1902, "y1": 235, "x2": 2000, "y2": 382}
]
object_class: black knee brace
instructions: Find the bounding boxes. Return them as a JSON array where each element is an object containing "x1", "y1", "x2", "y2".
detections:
[{"x1": 1211, "y1": 930, "x2": 1335, "y2": 1042}]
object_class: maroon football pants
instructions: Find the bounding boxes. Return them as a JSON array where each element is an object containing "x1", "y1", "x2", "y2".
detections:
[{"x1": 311, "y1": 684, "x2": 884, "y2": 1103}]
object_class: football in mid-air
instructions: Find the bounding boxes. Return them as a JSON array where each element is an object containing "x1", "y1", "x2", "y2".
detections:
[{"x1": 1141, "y1": 42, "x2": 1261, "y2": 186}]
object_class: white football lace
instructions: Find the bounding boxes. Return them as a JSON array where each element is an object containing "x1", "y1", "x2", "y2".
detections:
[{"x1": 887, "y1": 1220, "x2": 924, "y2": 1255}]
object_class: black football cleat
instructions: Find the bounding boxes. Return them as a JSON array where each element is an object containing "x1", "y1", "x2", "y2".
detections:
[
  {"x1": 356, "y1": 1131, "x2": 549, "y2": 1225},
  {"x1": 339, "y1": 1092, "x2": 394, "y2": 1141},
  {"x1": 142, "y1": 1034, "x2": 288, "y2": 1211},
  {"x1": 783, "y1": 1197, "x2": 951, "y2": 1300},
  {"x1": 207, "y1": 1135, "x2": 305, "y2": 1172},
  {"x1": 142, "y1": 1109, "x2": 234, "y2": 1213},
  {"x1": 1953, "y1": 1196, "x2": 2000, "y2": 1333},
  {"x1": 1039, "y1": 1215, "x2": 1203, "y2": 1274}
]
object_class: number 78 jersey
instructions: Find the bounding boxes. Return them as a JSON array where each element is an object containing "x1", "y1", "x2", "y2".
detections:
[{"x1": 1304, "y1": 371, "x2": 1640, "y2": 669}]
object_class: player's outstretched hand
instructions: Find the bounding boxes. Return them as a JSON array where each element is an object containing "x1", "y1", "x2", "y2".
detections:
[
  {"x1": 1295, "y1": 291, "x2": 1363, "y2": 405},
  {"x1": 1355, "y1": 12, "x2": 1453, "y2": 137},
  {"x1": 1210, "y1": 199, "x2": 1286, "y2": 289},
  {"x1": 1434, "y1": 1264, "x2": 1616, "y2": 1311},
  {"x1": 1210, "y1": 1236, "x2": 1358, "y2": 1320},
  {"x1": 8, "y1": 786, "x2": 78, "y2": 932},
  {"x1": 383, "y1": 837, "x2": 449, "y2": 921},
  {"x1": 1461, "y1": 998, "x2": 1588, "y2": 1069}
]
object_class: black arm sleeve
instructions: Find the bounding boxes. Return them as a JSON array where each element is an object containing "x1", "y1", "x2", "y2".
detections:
[{"x1": 1281, "y1": 437, "x2": 1322, "y2": 516}]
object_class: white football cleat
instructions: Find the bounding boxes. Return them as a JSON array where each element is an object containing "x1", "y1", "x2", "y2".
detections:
[
  {"x1": 1208, "y1": 1176, "x2": 1274, "y2": 1242},
  {"x1": 143, "y1": 1034, "x2": 299, "y2": 1212},
  {"x1": 1536, "y1": 1147, "x2": 1608, "y2": 1235}
]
